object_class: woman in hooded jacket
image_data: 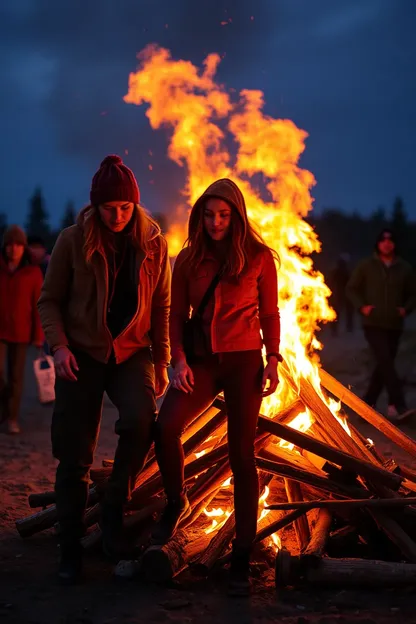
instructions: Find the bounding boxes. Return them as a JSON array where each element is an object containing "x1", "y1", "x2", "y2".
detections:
[
  {"x1": 153, "y1": 178, "x2": 281, "y2": 596},
  {"x1": 38, "y1": 155, "x2": 171, "y2": 584}
]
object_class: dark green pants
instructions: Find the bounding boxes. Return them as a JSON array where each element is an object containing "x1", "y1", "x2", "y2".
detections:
[
  {"x1": 52, "y1": 347, "x2": 156, "y2": 543},
  {"x1": 0, "y1": 341, "x2": 27, "y2": 425}
]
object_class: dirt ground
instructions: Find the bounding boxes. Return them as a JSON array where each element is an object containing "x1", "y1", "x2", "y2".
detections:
[{"x1": 2, "y1": 325, "x2": 416, "y2": 624}]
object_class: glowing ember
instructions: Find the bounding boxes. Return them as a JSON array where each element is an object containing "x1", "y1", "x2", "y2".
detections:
[
  {"x1": 204, "y1": 507, "x2": 232, "y2": 534},
  {"x1": 221, "y1": 477, "x2": 232, "y2": 488},
  {"x1": 124, "y1": 44, "x2": 339, "y2": 425}
]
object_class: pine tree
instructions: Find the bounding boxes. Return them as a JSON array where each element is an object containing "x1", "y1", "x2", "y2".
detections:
[
  {"x1": 0, "y1": 212, "x2": 7, "y2": 240},
  {"x1": 61, "y1": 201, "x2": 76, "y2": 230},
  {"x1": 391, "y1": 196, "x2": 407, "y2": 234},
  {"x1": 26, "y1": 187, "x2": 50, "y2": 237}
]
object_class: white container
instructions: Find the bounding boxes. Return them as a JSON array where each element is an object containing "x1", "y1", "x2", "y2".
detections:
[{"x1": 33, "y1": 355, "x2": 56, "y2": 404}]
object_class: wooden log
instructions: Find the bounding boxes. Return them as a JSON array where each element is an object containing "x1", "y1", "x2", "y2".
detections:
[
  {"x1": 94, "y1": 406, "x2": 227, "y2": 492},
  {"x1": 257, "y1": 417, "x2": 402, "y2": 490},
  {"x1": 301, "y1": 508, "x2": 332, "y2": 560},
  {"x1": 320, "y1": 369, "x2": 416, "y2": 460},
  {"x1": 192, "y1": 511, "x2": 236, "y2": 576},
  {"x1": 257, "y1": 458, "x2": 368, "y2": 499},
  {"x1": 216, "y1": 507, "x2": 310, "y2": 568},
  {"x1": 284, "y1": 480, "x2": 310, "y2": 552},
  {"x1": 276, "y1": 551, "x2": 416, "y2": 588},
  {"x1": 28, "y1": 491, "x2": 56, "y2": 509},
  {"x1": 128, "y1": 442, "x2": 229, "y2": 509},
  {"x1": 281, "y1": 365, "x2": 362, "y2": 458},
  {"x1": 266, "y1": 497, "x2": 416, "y2": 512},
  {"x1": 192, "y1": 472, "x2": 272, "y2": 575},
  {"x1": 275, "y1": 398, "x2": 306, "y2": 425},
  {"x1": 141, "y1": 516, "x2": 213, "y2": 583}
]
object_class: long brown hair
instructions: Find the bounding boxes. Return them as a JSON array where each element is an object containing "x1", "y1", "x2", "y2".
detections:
[
  {"x1": 79, "y1": 204, "x2": 160, "y2": 264},
  {"x1": 185, "y1": 197, "x2": 279, "y2": 278}
]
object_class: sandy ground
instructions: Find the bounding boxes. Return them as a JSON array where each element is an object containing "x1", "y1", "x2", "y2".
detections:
[{"x1": 1, "y1": 326, "x2": 416, "y2": 624}]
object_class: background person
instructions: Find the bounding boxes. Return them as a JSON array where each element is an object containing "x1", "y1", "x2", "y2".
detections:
[
  {"x1": 0, "y1": 225, "x2": 44, "y2": 434},
  {"x1": 347, "y1": 229, "x2": 416, "y2": 419}
]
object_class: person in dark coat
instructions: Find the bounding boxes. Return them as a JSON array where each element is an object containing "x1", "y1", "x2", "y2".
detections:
[
  {"x1": 346, "y1": 229, "x2": 416, "y2": 420},
  {"x1": 0, "y1": 226, "x2": 44, "y2": 434},
  {"x1": 27, "y1": 235, "x2": 50, "y2": 277}
]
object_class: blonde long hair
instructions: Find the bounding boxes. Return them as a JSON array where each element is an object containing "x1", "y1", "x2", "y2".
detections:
[{"x1": 79, "y1": 204, "x2": 160, "y2": 264}]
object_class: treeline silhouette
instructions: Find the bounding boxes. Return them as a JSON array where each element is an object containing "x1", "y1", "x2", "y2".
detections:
[{"x1": 0, "y1": 190, "x2": 414, "y2": 276}]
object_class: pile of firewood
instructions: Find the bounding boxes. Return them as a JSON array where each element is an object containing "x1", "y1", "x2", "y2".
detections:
[{"x1": 15, "y1": 366, "x2": 416, "y2": 589}]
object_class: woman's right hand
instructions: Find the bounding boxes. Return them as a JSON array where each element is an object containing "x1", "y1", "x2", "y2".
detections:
[
  {"x1": 54, "y1": 346, "x2": 79, "y2": 382},
  {"x1": 171, "y1": 359, "x2": 194, "y2": 394}
]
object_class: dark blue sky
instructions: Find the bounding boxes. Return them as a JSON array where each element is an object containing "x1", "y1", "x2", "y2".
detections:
[{"x1": 0, "y1": 0, "x2": 415, "y2": 227}]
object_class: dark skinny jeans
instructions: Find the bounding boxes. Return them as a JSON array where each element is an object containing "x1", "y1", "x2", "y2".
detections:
[
  {"x1": 52, "y1": 347, "x2": 156, "y2": 544},
  {"x1": 155, "y1": 350, "x2": 263, "y2": 549}
]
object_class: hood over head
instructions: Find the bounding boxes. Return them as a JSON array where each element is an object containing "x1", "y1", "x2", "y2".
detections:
[{"x1": 190, "y1": 178, "x2": 248, "y2": 238}]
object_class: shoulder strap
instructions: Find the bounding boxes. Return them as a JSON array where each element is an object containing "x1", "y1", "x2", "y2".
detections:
[{"x1": 195, "y1": 269, "x2": 223, "y2": 317}]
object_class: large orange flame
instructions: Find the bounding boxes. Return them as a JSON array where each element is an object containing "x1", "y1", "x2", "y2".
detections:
[{"x1": 125, "y1": 44, "x2": 336, "y2": 423}]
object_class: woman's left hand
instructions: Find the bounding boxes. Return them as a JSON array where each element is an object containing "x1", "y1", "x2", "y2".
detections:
[
  {"x1": 262, "y1": 359, "x2": 280, "y2": 397},
  {"x1": 155, "y1": 364, "x2": 170, "y2": 398}
]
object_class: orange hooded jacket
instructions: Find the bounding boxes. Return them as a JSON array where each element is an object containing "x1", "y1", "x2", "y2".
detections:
[{"x1": 170, "y1": 179, "x2": 280, "y2": 365}]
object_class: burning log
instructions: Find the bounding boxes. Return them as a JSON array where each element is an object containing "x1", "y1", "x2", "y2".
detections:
[
  {"x1": 275, "y1": 549, "x2": 416, "y2": 589},
  {"x1": 192, "y1": 511, "x2": 236, "y2": 576},
  {"x1": 257, "y1": 417, "x2": 403, "y2": 490},
  {"x1": 301, "y1": 508, "x2": 332, "y2": 560},
  {"x1": 320, "y1": 369, "x2": 416, "y2": 460},
  {"x1": 141, "y1": 522, "x2": 213, "y2": 583},
  {"x1": 284, "y1": 480, "x2": 310, "y2": 552},
  {"x1": 281, "y1": 365, "x2": 361, "y2": 458},
  {"x1": 256, "y1": 457, "x2": 366, "y2": 499},
  {"x1": 266, "y1": 497, "x2": 416, "y2": 512}
]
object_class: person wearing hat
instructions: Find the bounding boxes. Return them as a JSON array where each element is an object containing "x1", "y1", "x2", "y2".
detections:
[
  {"x1": 38, "y1": 155, "x2": 171, "y2": 583},
  {"x1": 0, "y1": 225, "x2": 44, "y2": 434},
  {"x1": 347, "y1": 229, "x2": 416, "y2": 420}
]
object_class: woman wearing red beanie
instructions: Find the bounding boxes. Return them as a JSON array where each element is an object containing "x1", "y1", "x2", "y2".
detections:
[{"x1": 38, "y1": 155, "x2": 171, "y2": 583}]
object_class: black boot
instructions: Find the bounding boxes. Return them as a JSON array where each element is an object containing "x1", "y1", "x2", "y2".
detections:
[
  {"x1": 99, "y1": 502, "x2": 124, "y2": 562},
  {"x1": 58, "y1": 540, "x2": 83, "y2": 585},
  {"x1": 228, "y1": 543, "x2": 251, "y2": 597},
  {"x1": 151, "y1": 495, "x2": 191, "y2": 545}
]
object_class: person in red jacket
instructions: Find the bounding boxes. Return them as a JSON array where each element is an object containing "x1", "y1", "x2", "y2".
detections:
[
  {"x1": 153, "y1": 178, "x2": 281, "y2": 596},
  {"x1": 0, "y1": 225, "x2": 44, "y2": 434}
]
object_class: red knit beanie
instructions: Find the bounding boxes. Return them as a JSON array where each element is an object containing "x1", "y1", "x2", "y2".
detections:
[{"x1": 90, "y1": 154, "x2": 140, "y2": 205}]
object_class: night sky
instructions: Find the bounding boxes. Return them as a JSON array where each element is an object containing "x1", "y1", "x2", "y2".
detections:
[{"x1": 1, "y1": 0, "x2": 415, "y2": 227}]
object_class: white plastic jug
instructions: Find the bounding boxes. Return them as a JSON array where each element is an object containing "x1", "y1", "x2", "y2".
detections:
[{"x1": 33, "y1": 355, "x2": 56, "y2": 404}]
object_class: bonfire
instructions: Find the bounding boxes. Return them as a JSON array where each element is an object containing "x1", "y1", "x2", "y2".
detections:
[{"x1": 16, "y1": 46, "x2": 416, "y2": 590}]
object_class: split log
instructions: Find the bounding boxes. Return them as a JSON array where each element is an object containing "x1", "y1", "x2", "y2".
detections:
[
  {"x1": 258, "y1": 417, "x2": 403, "y2": 490},
  {"x1": 16, "y1": 488, "x2": 99, "y2": 538},
  {"x1": 141, "y1": 524, "x2": 212, "y2": 583},
  {"x1": 257, "y1": 458, "x2": 368, "y2": 500},
  {"x1": 281, "y1": 365, "x2": 361, "y2": 459},
  {"x1": 301, "y1": 508, "x2": 332, "y2": 560},
  {"x1": 192, "y1": 511, "x2": 236, "y2": 576},
  {"x1": 276, "y1": 550, "x2": 416, "y2": 588},
  {"x1": 320, "y1": 369, "x2": 416, "y2": 460},
  {"x1": 284, "y1": 480, "x2": 310, "y2": 552},
  {"x1": 128, "y1": 441, "x2": 229, "y2": 509},
  {"x1": 28, "y1": 491, "x2": 56, "y2": 509},
  {"x1": 266, "y1": 496, "x2": 416, "y2": 512},
  {"x1": 191, "y1": 472, "x2": 272, "y2": 575}
]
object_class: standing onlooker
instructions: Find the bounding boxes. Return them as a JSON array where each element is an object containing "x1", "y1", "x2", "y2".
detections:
[
  {"x1": 0, "y1": 226, "x2": 44, "y2": 434},
  {"x1": 27, "y1": 235, "x2": 50, "y2": 277},
  {"x1": 328, "y1": 253, "x2": 354, "y2": 336},
  {"x1": 346, "y1": 229, "x2": 416, "y2": 419}
]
